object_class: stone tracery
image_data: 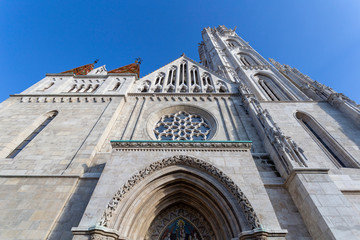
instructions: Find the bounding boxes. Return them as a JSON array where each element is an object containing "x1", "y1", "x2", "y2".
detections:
[{"x1": 154, "y1": 111, "x2": 211, "y2": 140}]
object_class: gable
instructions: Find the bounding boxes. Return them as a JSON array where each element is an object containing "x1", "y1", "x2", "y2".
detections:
[{"x1": 133, "y1": 55, "x2": 237, "y2": 94}]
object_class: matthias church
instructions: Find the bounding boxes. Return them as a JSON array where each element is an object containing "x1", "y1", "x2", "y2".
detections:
[{"x1": 0, "y1": 25, "x2": 359, "y2": 240}]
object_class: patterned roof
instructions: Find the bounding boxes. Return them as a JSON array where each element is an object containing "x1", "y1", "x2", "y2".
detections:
[
  {"x1": 108, "y1": 62, "x2": 140, "y2": 78},
  {"x1": 61, "y1": 63, "x2": 94, "y2": 75}
]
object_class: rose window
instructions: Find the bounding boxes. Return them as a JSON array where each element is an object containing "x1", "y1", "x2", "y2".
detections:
[{"x1": 154, "y1": 111, "x2": 211, "y2": 140}]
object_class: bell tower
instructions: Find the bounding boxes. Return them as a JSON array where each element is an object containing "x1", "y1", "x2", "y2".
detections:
[{"x1": 199, "y1": 25, "x2": 309, "y2": 101}]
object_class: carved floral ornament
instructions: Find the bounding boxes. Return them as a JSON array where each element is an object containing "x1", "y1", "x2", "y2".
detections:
[{"x1": 98, "y1": 155, "x2": 261, "y2": 230}]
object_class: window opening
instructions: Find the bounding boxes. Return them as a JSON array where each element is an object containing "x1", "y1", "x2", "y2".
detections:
[{"x1": 7, "y1": 112, "x2": 58, "y2": 158}]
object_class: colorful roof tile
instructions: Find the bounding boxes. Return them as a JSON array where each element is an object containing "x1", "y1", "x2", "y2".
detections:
[
  {"x1": 108, "y1": 62, "x2": 140, "y2": 78},
  {"x1": 61, "y1": 63, "x2": 94, "y2": 75}
]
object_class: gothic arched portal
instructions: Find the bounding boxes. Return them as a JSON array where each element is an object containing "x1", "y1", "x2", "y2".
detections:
[{"x1": 97, "y1": 155, "x2": 263, "y2": 240}]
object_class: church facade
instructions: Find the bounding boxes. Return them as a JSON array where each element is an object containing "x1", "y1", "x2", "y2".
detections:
[{"x1": 0, "y1": 25, "x2": 359, "y2": 240}]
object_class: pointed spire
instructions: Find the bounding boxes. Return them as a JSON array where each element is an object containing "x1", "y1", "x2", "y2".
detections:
[{"x1": 61, "y1": 63, "x2": 94, "y2": 75}]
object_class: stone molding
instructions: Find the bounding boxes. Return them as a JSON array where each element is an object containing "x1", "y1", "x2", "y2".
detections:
[
  {"x1": 98, "y1": 155, "x2": 261, "y2": 230},
  {"x1": 71, "y1": 226, "x2": 124, "y2": 240},
  {"x1": 127, "y1": 92, "x2": 238, "y2": 97},
  {"x1": 242, "y1": 65, "x2": 271, "y2": 71},
  {"x1": 241, "y1": 94, "x2": 308, "y2": 172},
  {"x1": 146, "y1": 203, "x2": 215, "y2": 240},
  {"x1": 238, "y1": 228, "x2": 288, "y2": 240},
  {"x1": 284, "y1": 167, "x2": 329, "y2": 188},
  {"x1": 111, "y1": 140, "x2": 252, "y2": 152},
  {"x1": 12, "y1": 96, "x2": 114, "y2": 103}
]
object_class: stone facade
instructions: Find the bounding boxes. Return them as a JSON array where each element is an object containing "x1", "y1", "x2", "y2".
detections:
[{"x1": 0, "y1": 25, "x2": 359, "y2": 239}]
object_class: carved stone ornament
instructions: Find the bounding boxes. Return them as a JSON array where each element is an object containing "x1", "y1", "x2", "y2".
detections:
[
  {"x1": 91, "y1": 234, "x2": 114, "y2": 240},
  {"x1": 242, "y1": 94, "x2": 308, "y2": 171},
  {"x1": 146, "y1": 203, "x2": 215, "y2": 240},
  {"x1": 111, "y1": 140, "x2": 252, "y2": 151},
  {"x1": 98, "y1": 155, "x2": 261, "y2": 230}
]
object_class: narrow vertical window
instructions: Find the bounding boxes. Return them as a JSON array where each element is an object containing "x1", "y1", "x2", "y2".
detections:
[
  {"x1": 195, "y1": 69, "x2": 199, "y2": 86},
  {"x1": 42, "y1": 82, "x2": 54, "y2": 91},
  {"x1": 171, "y1": 69, "x2": 176, "y2": 85},
  {"x1": 113, "y1": 82, "x2": 121, "y2": 91},
  {"x1": 7, "y1": 111, "x2": 58, "y2": 158},
  {"x1": 257, "y1": 74, "x2": 291, "y2": 101},
  {"x1": 190, "y1": 69, "x2": 195, "y2": 85},
  {"x1": 92, "y1": 84, "x2": 99, "y2": 92},
  {"x1": 167, "y1": 69, "x2": 173, "y2": 85},
  {"x1": 295, "y1": 112, "x2": 357, "y2": 168},
  {"x1": 68, "y1": 84, "x2": 77, "y2": 93}
]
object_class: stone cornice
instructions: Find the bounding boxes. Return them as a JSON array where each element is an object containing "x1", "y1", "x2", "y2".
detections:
[
  {"x1": 111, "y1": 140, "x2": 252, "y2": 151},
  {"x1": 11, "y1": 95, "x2": 117, "y2": 103},
  {"x1": 10, "y1": 94, "x2": 125, "y2": 97},
  {"x1": 126, "y1": 92, "x2": 239, "y2": 97},
  {"x1": 284, "y1": 167, "x2": 329, "y2": 188},
  {"x1": 45, "y1": 72, "x2": 137, "y2": 78},
  {"x1": 259, "y1": 100, "x2": 326, "y2": 103}
]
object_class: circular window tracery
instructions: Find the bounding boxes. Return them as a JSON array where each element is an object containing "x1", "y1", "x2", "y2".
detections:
[{"x1": 154, "y1": 111, "x2": 211, "y2": 140}]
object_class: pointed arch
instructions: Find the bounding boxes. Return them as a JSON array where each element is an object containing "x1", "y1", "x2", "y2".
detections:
[
  {"x1": 98, "y1": 155, "x2": 261, "y2": 240},
  {"x1": 295, "y1": 111, "x2": 359, "y2": 168},
  {"x1": 238, "y1": 52, "x2": 259, "y2": 66},
  {"x1": 255, "y1": 73, "x2": 292, "y2": 101}
]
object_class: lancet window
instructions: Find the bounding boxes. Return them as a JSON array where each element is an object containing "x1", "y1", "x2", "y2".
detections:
[
  {"x1": 41, "y1": 81, "x2": 55, "y2": 91},
  {"x1": 7, "y1": 111, "x2": 58, "y2": 158},
  {"x1": 227, "y1": 40, "x2": 238, "y2": 48},
  {"x1": 256, "y1": 74, "x2": 291, "y2": 101},
  {"x1": 166, "y1": 66, "x2": 177, "y2": 92},
  {"x1": 154, "y1": 73, "x2": 165, "y2": 92},
  {"x1": 113, "y1": 82, "x2": 121, "y2": 91},
  {"x1": 238, "y1": 53, "x2": 257, "y2": 66},
  {"x1": 295, "y1": 112, "x2": 357, "y2": 168},
  {"x1": 68, "y1": 83, "x2": 100, "y2": 93},
  {"x1": 201, "y1": 73, "x2": 214, "y2": 93}
]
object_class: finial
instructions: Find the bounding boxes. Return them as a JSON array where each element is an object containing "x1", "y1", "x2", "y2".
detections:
[
  {"x1": 181, "y1": 53, "x2": 186, "y2": 57},
  {"x1": 94, "y1": 59, "x2": 99, "y2": 64},
  {"x1": 233, "y1": 26, "x2": 237, "y2": 31},
  {"x1": 135, "y1": 57, "x2": 142, "y2": 65}
]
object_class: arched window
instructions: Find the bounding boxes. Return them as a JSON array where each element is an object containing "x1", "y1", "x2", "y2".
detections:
[
  {"x1": 238, "y1": 53, "x2": 257, "y2": 66},
  {"x1": 92, "y1": 84, "x2": 99, "y2": 92},
  {"x1": 295, "y1": 112, "x2": 358, "y2": 168},
  {"x1": 7, "y1": 111, "x2": 58, "y2": 158},
  {"x1": 256, "y1": 74, "x2": 291, "y2": 101},
  {"x1": 227, "y1": 40, "x2": 238, "y2": 48},
  {"x1": 42, "y1": 81, "x2": 54, "y2": 91},
  {"x1": 68, "y1": 84, "x2": 77, "y2": 93},
  {"x1": 77, "y1": 84, "x2": 85, "y2": 92},
  {"x1": 154, "y1": 72, "x2": 165, "y2": 93},
  {"x1": 113, "y1": 82, "x2": 121, "y2": 91}
]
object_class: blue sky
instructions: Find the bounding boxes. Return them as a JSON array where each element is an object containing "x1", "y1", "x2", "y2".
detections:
[{"x1": 1, "y1": 0, "x2": 359, "y2": 103}]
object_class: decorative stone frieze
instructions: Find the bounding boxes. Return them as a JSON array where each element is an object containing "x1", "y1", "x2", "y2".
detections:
[
  {"x1": 111, "y1": 140, "x2": 252, "y2": 152},
  {"x1": 13, "y1": 95, "x2": 115, "y2": 103}
]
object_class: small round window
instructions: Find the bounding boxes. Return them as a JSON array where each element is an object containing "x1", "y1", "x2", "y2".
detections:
[{"x1": 154, "y1": 111, "x2": 211, "y2": 140}]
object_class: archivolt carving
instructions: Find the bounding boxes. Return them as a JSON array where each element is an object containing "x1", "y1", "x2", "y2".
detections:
[
  {"x1": 98, "y1": 155, "x2": 261, "y2": 230},
  {"x1": 146, "y1": 204, "x2": 215, "y2": 240}
]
